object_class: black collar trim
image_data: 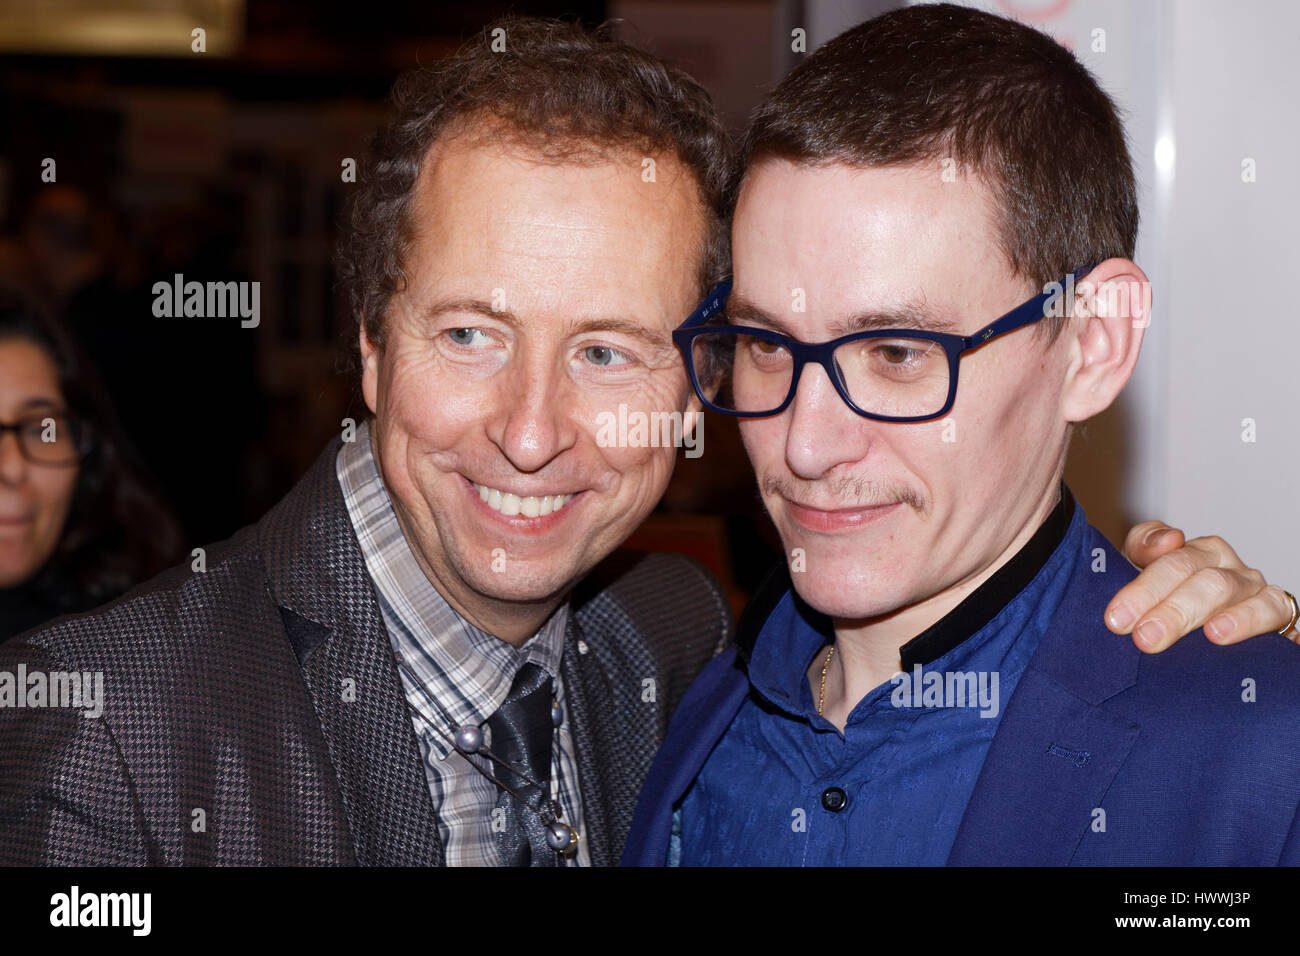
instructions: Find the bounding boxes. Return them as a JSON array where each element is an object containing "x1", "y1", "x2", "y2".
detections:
[
  {"x1": 898, "y1": 482, "x2": 1074, "y2": 669},
  {"x1": 734, "y1": 483, "x2": 1076, "y2": 670}
]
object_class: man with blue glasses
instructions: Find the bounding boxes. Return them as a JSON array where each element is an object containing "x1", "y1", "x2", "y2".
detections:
[
  {"x1": 675, "y1": 264, "x2": 1095, "y2": 425},
  {"x1": 625, "y1": 4, "x2": 1300, "y2": 865}
]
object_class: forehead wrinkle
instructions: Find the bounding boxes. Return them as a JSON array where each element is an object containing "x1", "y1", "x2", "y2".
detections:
[{"x1": 480, "y1": 221, "x2": 624, "y2": 272}]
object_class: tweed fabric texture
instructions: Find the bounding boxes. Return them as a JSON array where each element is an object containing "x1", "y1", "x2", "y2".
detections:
[{"x1": 0, "y1": 435, "x2": 730, "y2": 865}]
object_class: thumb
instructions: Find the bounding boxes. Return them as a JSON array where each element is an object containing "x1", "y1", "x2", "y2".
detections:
[{"x1": 1122, "y1": 520, "x2": 1186, "y2": 566}]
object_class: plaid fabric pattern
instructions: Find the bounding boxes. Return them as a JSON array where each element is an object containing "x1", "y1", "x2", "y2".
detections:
[{"x1": 336, "y1": 421, "x2": 588, "y2": 866}]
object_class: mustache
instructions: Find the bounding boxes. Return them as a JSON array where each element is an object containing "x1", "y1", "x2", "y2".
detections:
[{"x1": 760, "y1": 473, "x2": 925, "y2": 512}]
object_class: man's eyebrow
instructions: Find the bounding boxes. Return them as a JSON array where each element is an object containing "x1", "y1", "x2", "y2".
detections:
[
  {"x1": 421, "y1": 297, "x2": 670, "y2": 349},
  {"x1": 725, "y1": 292, "x2": 963, "y2": 336},
  {"x1": 827, "y1": 305, "x2": 964, "y2": 336},
  {"x1": 421, "y1": 296, "x2": 510, "y2": 323},
  {"x1": 723, "y1": 295, "x2": 795, "y2": 335},
  {"x1": 566, "y1": 317, "x2": 671, "y2": 350}
]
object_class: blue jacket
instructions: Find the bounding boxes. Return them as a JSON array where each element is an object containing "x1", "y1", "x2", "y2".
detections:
[{"x1": 624, "y1": 513, "x2": 1300, "y2": 865}]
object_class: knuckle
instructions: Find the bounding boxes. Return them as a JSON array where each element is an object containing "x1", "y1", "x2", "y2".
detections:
[
  {"x1": 1158, "y1": 596, "x2": 1195, "y2": 633},
  {"x1": 1193, "y1": 565, "x2": 1237, "y2": 595},
  {"x1": 1228, "y1": 600, "x2": 1257, "y2": 630},
  {"x1": 1192, "y1": 534, "x2": 1239, "y2": 565},
  {"x1": 1123, "y1": 579, "x2": 1159, "y2": 608},
  {"x1": 1157, "y1": 609, "x2": 1191, "y2": 637},
  {"x1": 1160, "y1": 549, "x2": 1201, "y2": 579}
]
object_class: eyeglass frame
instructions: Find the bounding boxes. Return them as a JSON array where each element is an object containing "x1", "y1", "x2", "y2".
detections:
[
  {"x1": 671, "y1": 264, "x2": 1096, "y2": 423},
  {"x1": 0, "y1": 411, "x2": 91, "y2": 467}
]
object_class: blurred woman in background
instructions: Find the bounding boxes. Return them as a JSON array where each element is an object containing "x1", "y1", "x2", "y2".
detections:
[{"x1": 0, "y1": 288, "x2": 183, "y2": 640}]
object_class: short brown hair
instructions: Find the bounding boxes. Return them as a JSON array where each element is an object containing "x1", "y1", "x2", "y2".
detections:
[
  {"x1": 337, "y1": 16, "x2": 733, "y2": 356},
  {"x1": 739, "y1": 2, "x2": 1139, "y2": 343}
]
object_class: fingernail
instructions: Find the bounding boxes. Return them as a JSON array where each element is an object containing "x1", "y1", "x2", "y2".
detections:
[
  {"x1": 1142, "y1": 527, "x2": 1169, "y2": 546},
  {"x1": 1134, "y1": 619, "x2": 1166, "y2": 649},
  {"x1": 1108, "y1": 604, "x2": 1136, "y2": 631},
  {"x1": 1205, "y1": 614, "x2": 1234, "y2": 641}
]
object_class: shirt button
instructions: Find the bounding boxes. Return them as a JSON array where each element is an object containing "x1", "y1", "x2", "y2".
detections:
[{"x1": 821, "y1": 787, "x2": 848, "y2": 812}]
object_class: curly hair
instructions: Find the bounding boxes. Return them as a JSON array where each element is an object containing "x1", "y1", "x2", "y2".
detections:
[{"x1": 336, "y1": 16, "x2": 735, "y2": 363}]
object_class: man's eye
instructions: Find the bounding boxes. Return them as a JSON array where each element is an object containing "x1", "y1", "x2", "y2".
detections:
[
  {"x1": 446, "y1": 328, "x2": 489, "y2": 348},
  {"x1": 582, "y1": 345, "x2": 631, "y2": 367}
]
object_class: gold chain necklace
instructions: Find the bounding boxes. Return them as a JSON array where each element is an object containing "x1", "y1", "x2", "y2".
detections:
[{"x1": 817, "y1": 645, "x2": 835, "y2": 716}]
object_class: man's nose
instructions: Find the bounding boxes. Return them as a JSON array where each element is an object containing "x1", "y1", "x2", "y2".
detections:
[
  {"x1": 783, "y1": 361, "x2": 875, "y2": 480},
  {"x1": 486, "y1": 357, "x2": 578, "y2": 473}
]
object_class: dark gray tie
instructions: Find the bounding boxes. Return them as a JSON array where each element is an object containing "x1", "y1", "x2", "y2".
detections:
[{"x1": 485, "y1": 662, "x2": 558, "y2": 867}]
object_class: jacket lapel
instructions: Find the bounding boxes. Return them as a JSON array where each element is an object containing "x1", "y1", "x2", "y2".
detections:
[
  {"x1": 258, "y1": 436, "x2": 443, "y2": 866},
  {"x1": 562, "y1": 614, "x2": 620, "y2": 866},
  {"x1": 623, "y1": 562, "x2": 790, "y2": 865},
  {"x1": 946, "y1": 667, "x2": 1139, "y2": 864},
  {"x1": 948, "y1": 532, "x2": 1141, "y2": 865},
  {"x1": 622, "y1": 648, "x2": 751, "y2": 865}
]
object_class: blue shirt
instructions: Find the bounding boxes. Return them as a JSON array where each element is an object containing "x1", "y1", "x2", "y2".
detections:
[{"x1": 677, "y1": 486, "x2": 1081, "y2": 865}]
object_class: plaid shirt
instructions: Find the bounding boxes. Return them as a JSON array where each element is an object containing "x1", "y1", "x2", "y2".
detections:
[{"x1": 336, "y1": 419, "x2": 588, "y2": 866}]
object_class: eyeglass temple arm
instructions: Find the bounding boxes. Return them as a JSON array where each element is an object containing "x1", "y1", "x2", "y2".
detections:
[
  {"x1": 682, "y1": 266, "x2": 1097, "y2": 343},
  {"x1": 679, "y1": 280, "x2": 733, "y2": 329},
  {"x1": 962, "y1": 264, "x2": 1098, "y2": 349}
]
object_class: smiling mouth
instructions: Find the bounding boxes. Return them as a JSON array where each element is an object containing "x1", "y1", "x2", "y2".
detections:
[{"x1": 469, "y1": 480, "x2": 576, "y2": 518}]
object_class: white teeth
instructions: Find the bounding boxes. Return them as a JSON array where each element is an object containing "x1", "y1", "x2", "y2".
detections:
[{"x1": 473, "y1": 482, "x2": 572, "y2": 518}]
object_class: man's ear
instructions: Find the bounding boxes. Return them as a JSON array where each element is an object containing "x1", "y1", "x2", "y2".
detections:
[
  {"x1": 1061, "y1": 258, "x2": 1152, "y2": 424},
  {"x1": 359, "y1": 321, "x2": 382, "y2": 416},
  {"x1": 681, "y1": 374, "x2": 706, "y2": 435}
]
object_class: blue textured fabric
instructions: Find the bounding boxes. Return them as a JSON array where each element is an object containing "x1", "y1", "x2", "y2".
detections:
[
  {"x1": 623, "y1": 497, "x2": 1300, "y2": 866},
  {"x1": 674, "y1": 502, "x2": 1078, "y2": 865}
]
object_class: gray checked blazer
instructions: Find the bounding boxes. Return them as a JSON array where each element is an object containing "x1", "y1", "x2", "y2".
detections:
[{"x1": 0, "y1": 436, "x2": 730, "y2": 865}]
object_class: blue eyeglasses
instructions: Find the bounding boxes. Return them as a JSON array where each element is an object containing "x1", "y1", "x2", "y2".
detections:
[{"x1": 672, "y1": 265, "x2": 1095, "y2": 423}]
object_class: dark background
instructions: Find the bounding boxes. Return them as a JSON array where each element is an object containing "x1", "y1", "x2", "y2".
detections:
[{"x1": 0, "y1": 0, "x2": 791, "y2": 611}]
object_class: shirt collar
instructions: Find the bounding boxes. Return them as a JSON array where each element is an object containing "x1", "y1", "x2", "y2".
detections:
[
  {"x1": 899, "y1": 482, "x2": 1074, "y2": 670},
  {"x1": 336, "y1": 418, "x2": 569, "y2": 756},
  {"x1": 744, "y1": 482, "x2": 1076, "y2": 716}
]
